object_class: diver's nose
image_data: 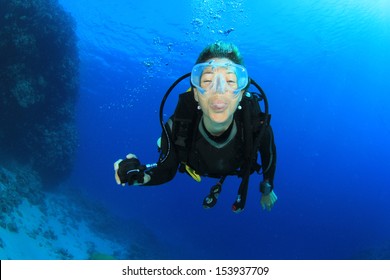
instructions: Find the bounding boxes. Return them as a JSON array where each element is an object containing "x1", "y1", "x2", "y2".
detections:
[{"x1": 213, "y1": 73, "x2": 227, "y2": 94}]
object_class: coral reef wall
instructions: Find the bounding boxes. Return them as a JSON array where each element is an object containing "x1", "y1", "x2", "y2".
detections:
[{"x1": 0, "y1": 0, "x2": 79, "y2": 187}]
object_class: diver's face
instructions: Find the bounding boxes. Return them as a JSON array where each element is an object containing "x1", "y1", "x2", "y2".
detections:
[{"x1": 194, "y1": 58, "x2": 243, "y2": 126}]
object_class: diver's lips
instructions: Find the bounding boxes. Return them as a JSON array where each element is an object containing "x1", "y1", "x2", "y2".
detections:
[{"x1": 210, "y1": 101, "x2": 228, "y2": 111}]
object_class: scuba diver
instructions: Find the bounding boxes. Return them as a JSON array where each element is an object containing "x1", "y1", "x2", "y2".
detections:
[{"x1": 114, "y1": 41, "x2": 277, "y2": 213}]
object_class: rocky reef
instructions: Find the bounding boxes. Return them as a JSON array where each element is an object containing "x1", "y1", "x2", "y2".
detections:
[{"x1": 0, "y1": 0, "x2": 79, "y2": 186}]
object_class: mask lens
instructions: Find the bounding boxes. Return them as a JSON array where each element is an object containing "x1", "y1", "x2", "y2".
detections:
[{"x1": 191, "y1": 61, "x2": 248, "y2": 95}]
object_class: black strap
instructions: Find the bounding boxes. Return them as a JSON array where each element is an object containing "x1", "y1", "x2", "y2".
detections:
[
  {"x1": 232, "y1": 91, "x2": 270, "y2": 212},
  {"x1": 172, "y1": 91, "x2": 200, "y2": 164},
  {"x1": 232, "y1": 96, "x2": 253, "y2": 212}
]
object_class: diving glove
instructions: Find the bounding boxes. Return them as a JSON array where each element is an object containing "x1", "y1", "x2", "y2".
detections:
[
  {"x1": 114, "y1": 154, "x2": 150, "y2": 186},
  {"x1": 260, "y1": 181, "x2": 278, "y2": 211}
]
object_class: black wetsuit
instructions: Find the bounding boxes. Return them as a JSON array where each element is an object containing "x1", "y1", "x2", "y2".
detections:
[{"x1": 145, "y1": 114, "x2": 277, "y2": 189}]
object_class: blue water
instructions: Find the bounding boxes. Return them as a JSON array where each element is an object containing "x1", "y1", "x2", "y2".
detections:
[{"x1": 59, "y1": 0, "x2": 390, "y2": 259}]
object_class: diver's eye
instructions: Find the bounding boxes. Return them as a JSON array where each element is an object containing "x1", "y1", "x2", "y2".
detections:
[
  {"x1": 200, "y1": 73, "x2": 214, "y2": 87},
  {"x1": 227, "y1": 81, "x2": 238, "y2": 89}
]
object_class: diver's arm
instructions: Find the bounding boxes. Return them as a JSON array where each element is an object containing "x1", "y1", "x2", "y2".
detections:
[
  {"x1": 114, "y1": 120, "x2": 179, "y2": 186},
  {"x1": 259, "y1": 125, "x2": 277, "y2": 189},
  {"x1": 258, "y1": 124, "x2": 277, "y2": 211},
  {"x1": 143, "y1": 120, "x2": 179, "y2": 185}
]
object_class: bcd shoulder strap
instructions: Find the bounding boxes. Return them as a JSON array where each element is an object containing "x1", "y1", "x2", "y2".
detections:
[
  {"x1": 171, "y1": 90, "x2": 200, "y2": 165},
  {"x1": 232, "y1": 92, "x2": 271, "y2": 212}
]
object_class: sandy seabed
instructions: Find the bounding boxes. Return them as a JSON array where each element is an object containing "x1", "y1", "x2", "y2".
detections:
[{"x1": 0, "y1": 190, "x2": 123, "y2": 260}]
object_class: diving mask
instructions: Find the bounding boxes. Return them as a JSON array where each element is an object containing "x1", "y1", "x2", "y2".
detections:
[{"x1": 191, "y1": 60, "x2": 248, "y2": 95}]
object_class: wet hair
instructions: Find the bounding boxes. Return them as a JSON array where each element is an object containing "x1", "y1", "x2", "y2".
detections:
[{"x1": 195, "y1": 41, "x2": 244, "y2": 65}]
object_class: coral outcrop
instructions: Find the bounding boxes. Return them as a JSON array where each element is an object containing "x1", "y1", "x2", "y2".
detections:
[{"x1": 0, "y1": 0, "x2": 79, "y2": 186}]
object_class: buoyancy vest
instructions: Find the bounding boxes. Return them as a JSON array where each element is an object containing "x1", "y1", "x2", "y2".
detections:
[{"x1": 171, "y1": 90, "x2": 269, "y2": 181}]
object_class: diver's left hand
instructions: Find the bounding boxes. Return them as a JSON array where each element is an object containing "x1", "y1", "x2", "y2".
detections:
[{"x1": 260, "y1": 191, "x2": 278, "y2": 211}]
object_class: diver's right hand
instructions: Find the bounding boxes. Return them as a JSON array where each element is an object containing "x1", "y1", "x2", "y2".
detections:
[{"x1": 114, "y1": 154, "x2": 151, "y2": 186}]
